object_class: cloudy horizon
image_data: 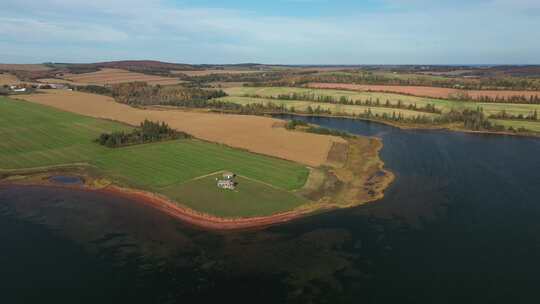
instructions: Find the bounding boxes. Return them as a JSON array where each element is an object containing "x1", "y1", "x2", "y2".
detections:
[{"x1": 1, "y1": 0, "x2": 539, "y2": 64}]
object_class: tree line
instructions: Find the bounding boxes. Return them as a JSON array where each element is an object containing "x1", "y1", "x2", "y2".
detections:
[
  {"x1": 243, "y1": 93, "x2": 442, "y2": 114},
  {"x1": 489, "y1": 110, "x2": 538, "y2": 121},
  {"x1": 111, "y1": 82, "x2": 227, "y2": 105},
  {"x1": 256, "y1": 72, "x2": 540, "y2": 91}
]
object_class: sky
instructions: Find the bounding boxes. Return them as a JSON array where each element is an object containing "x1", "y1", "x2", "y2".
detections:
[{"x1": 1, "y1": 0, "x2": 539, "y2": 64}]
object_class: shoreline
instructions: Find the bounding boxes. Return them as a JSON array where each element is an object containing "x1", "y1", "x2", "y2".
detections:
[
  {"x1": 268, "y1": 112, "x2": 540, "y2": 138},
  {"x1": 0, "y1": 136, "x2": 394, "y2": 231},
  {"x1": 0, "y1": 180, "x2": 327, "y2": 231}
]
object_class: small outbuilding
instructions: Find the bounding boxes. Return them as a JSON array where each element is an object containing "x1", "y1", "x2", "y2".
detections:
[{"x1": 222, "y1": 172, "x2": 235, "y2": 180}]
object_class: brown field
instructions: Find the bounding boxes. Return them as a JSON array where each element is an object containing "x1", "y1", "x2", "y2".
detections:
[
  {"x1": 0, "y1": 73, "x2": 20, "y2": 85},
  {"x1": 171, "y1": 69, "x2": 265, "y2": 76},
  {"x1": 0, "y1": 64, "x2": 52, "y2": 71},
  {"x1": 19, "y1": 90, "x2": 345, "y2": 167},
  {"x1": 62, "y1": 68, "x2": 184, "y2": 86},
  {"x1": 310, "y1": 83, "x2": 540, "y2": 100}
]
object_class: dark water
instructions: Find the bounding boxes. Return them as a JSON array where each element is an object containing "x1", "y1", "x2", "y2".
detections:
[
  {"x1": 2, "y1": 116, "x2": 540, "y2": 304},
  {"x1": 49, "y1": 175, "x2": 84, "y2": 185}
]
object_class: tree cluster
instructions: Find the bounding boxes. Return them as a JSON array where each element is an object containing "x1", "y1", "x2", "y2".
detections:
[
  {"x1": 285, "y1": 119, "x2": 308, "y2": 130},
  {"x1": 111, "y1": 82, "x2": 227, "y2": 105},
  {"x1": 75, "y1": 85, "x2": 113, "y2": 96},
  {"x1": 96, "y1": 120, "x2": 191, "y2": 148},
  {"x1": 489, "y1": 110, "x2": 538, "y2": 121}
]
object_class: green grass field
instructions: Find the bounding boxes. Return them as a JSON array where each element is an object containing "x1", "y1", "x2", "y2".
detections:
[
  {"x1": 161, "y1": 173, "x2": 307, "y2": 218},
  {"x1": 222, "y1": 86, "x2": 540, "y2": 130},
  {"x1": 0, "y1": 97, "x2": 309, "y2": 217}
]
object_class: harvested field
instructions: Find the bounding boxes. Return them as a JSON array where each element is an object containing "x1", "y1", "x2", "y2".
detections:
[
  {"x1": 0, "y1": 73, "x2": 20, "y2": 85},
  {"x1": 62, "y1": 68, "x2": 183, "y2": 86},
  {"x1": 309, "y1": 83, "x2": 540, "y2": 100},
  {"x1": 19, "y1": 90, "x2": 345, "y2": 167},
  {"x1": 172, "y1": 69, "x2": 265, "y2": 76},
  {"x1": 0, "y1": 64, "x2": 52, "y2": 71}
]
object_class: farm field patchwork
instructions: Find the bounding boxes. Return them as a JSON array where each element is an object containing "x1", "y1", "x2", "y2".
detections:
[
  {"x1": 20, "y1": 90, "x2": 342, "y2": 167},
  {"x1": 62, "y1": 68, "x2": 184, "y2": 86},
  {"x1": 172, "y1": 69, "x2": 266, "y2": 76},
  {"x1": 308, "y1": 83, "x2": 540, "y2": 101},
  {"x1": 0, "y1": 97, "x2": 310, "y2": 217},
  {"x1": 219, "y1": 96, "x2": 439, "y2": 119},
  {"x1": 223, "y1": 86, "x2": 540, "y2": 130}
]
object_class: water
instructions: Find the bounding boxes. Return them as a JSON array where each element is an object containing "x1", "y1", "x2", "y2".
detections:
[
  {"x1": 1, "y1": 116, "x2": 540, "y2": 303},
  {"x1": 49, "y1": 175, "x2": 84, "y2": 185}
]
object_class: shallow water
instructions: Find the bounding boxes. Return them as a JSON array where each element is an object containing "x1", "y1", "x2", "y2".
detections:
[
  {"x1": 1, "y1": 116, "x2": 540, "y2": 303},
  {"x1": 49, "y1": 175, "x2": 84, "y2": 185}
]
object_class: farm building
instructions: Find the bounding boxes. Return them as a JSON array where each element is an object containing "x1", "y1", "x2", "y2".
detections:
[
  {"x1": 217, "y1": 171, "x2": 236, "y2": 190},
  {"x1": 222, "y1": 171, "x2": 235, "y2": 180},
  {"x1": 217, "y1": 179, "x2": 236, "y2": 190}
]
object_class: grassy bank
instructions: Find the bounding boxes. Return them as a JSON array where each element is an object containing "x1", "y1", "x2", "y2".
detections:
[{"x1": 0, "y1": 97, "x2": 309, "y2": 217}]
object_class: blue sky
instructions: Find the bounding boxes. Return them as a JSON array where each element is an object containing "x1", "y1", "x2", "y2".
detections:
[{"x1": 1, "y1": 0, "x2": 539, "y2": 64}]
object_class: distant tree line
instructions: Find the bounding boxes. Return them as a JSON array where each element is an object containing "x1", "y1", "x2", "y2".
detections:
[
  {"x1": 244, "y1": 72, "x2": 540, "y2": 95},
  {"x1": 178, "y1": 70, "x2": 317, "y2": 85},
  {"x1": 274, "y1": 72, "x2": 540, "y2": 91},
  {"x1": 75, "y1": 85, "x2": 113, "y2": 96},
  {"x1": 355, "y1": 107, "x2": 522, "y2": 132},
  {"x1": 243, "y1": 93, "x2": 442, "y2": 114},
  {"x1": 448, "y1": 92, "x2": 540, "y2": 104},
  {"x1": 489, "y1": 110, "x2": 538, "y2": 121},
  {"x1": 111, "y1": 82, "x2": 227, "y2": 105},
  {"x1": 96, "y1": 120, "x2": 191, "y2": 148}
]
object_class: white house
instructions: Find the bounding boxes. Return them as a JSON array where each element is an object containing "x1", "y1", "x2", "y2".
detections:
[
  {"x1": 217, "y1": 179, "x2": 236, "y2": 190},
  {"x1": 217, "y1": 171, "x2": 236, "y2": 190}
]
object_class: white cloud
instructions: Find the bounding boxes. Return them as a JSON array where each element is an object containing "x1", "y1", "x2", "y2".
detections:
[
  {"x1": 0, "y1": 17, "x2": 129, "y2": 43},
  {"x1": 0, "y1": 0, "x2": 539, "y2": 64}
]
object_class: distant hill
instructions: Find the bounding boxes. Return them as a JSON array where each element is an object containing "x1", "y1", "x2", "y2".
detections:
[{"x1": 92, "y1": 60, "x2": 197, "y2": 71}]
